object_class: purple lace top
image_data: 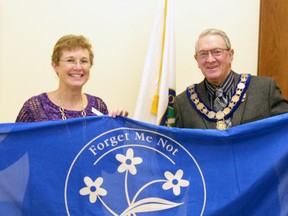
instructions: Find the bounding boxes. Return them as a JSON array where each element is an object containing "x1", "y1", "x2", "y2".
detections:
[{"x1": 16, "y1": 93, "x2": 108, "y2": 122}]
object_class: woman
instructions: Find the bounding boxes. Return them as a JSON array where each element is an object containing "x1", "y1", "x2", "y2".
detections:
[{"x1": 16, "y1": 34, "x2": 128, "y2": 122}]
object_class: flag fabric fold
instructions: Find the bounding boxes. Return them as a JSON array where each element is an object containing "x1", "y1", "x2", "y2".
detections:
[
  {"x1": 133, "y1": 0, "x2": 176, "y2": 126},
  {"x1": 0, "y1": 114, "x2": 288, "y2": 215}
]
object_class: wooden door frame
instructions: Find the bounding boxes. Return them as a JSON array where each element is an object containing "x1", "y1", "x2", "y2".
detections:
[{"x1": 258, "y1": 0, "x2": 288, "y2": 99}]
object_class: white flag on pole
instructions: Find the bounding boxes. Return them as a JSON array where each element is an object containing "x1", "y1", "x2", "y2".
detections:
[{"x1": 133, "y1": 0, "x2": 175, "y2": 126}]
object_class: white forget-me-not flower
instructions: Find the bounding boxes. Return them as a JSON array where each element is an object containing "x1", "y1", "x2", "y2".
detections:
[
  {"x1": 79, "y1": 176, "x2": 107, "y2": 203},
  {"x1": 116, "y1": 148, "x2": 143, "y2": 175},
  {"x1": 162, "y1": 169, "x2": 190, "y2": 196}
]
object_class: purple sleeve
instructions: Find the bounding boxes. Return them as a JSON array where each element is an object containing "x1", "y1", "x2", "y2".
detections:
[{"x1": 15, "y1": 101, "x2": 35, "y2": 122}]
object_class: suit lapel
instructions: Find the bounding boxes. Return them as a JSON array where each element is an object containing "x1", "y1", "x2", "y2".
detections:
[
  {"x1": 231, "y1": 72, "x2": 247, "y2": 126},
  {"x1": 196, "y1": 81, "x2": 216, "y2": 129}
]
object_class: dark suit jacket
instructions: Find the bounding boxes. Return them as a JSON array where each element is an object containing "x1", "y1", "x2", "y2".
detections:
[{"x1": 174, "y1": 72, "x2": 288, "y2": 129}]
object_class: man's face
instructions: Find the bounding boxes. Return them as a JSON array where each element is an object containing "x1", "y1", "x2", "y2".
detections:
[{"x1": 195, "y1": 34, "x2": 234, "y2": 86}]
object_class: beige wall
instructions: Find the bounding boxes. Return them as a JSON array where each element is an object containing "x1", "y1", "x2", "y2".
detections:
[{"x1": 0, "y1": 0, "x2": 260, "y2": 123}]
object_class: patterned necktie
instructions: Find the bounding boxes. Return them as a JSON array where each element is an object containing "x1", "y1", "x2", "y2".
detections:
[
  {"x1": 214, "y1": 88, "x2": 232, "y2": 128},
  {"x1": 214, "y1": 88, "x2": 227, "y2": 111}
]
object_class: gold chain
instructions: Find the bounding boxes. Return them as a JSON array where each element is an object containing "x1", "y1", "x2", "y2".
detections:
[
  {"x1": 187, "y1": 74, "x2": 250, "y2": 130},
  {"x1": 57, "y1": 94, "x2": 87, "y2": 120}
]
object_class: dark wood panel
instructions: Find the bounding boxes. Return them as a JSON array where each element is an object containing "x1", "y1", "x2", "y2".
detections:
[{"x1": 258, "y1": 0, "x2": 288, "y2": 99}]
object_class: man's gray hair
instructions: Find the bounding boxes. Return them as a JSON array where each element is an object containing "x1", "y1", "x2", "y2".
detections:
[{"x1": 195, "y1": 28, "x2": 232, "y2": 53}]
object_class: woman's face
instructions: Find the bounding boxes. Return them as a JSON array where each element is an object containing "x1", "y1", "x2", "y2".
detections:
[{"x1": 52, "y1": 47, "x2": 91, "y2": 89}]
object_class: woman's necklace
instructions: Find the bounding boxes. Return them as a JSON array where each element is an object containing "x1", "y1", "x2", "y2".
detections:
[{"x1": 57, "y1": 94, "x2": 87, "y2": 120}]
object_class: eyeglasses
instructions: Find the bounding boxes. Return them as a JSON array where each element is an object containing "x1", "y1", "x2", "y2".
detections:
[
  {"x1": 196, "y1": 48, "x2": 228, "y2": 60},
  {"x1": 60, "y1": 59, "x2": 91, "y2": 66}
]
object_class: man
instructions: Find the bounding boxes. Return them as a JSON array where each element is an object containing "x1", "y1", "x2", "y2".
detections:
[{"x1": 174, "y1": 28, "x2": 288, "y2": 130}]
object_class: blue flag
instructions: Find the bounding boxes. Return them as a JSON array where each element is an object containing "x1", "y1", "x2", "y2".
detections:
[{"x1": 0, "y1": 114, "x2": 288, "y2": 216}]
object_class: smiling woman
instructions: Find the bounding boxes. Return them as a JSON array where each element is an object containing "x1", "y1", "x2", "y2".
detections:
[{"x1": 15, "y1": 35, "x2": 128, "y2": 122}]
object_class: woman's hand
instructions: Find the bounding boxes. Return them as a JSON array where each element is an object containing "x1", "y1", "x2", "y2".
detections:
[{"x1": 108, "y1": 108, "x2": 129, "y2": 118}]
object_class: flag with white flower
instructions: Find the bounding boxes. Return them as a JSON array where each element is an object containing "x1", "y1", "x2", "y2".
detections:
[
  {"x1": 1, "y1": 114, "x2": 288, "y2": 215},
  {"x1": 79, "y1": 148, "x2": 190, "y2": 215}
]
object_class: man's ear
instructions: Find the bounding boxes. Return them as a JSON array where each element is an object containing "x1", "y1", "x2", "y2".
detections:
[{"x1": 229, "y1": 49, "x2": 234, "y2": 62}]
